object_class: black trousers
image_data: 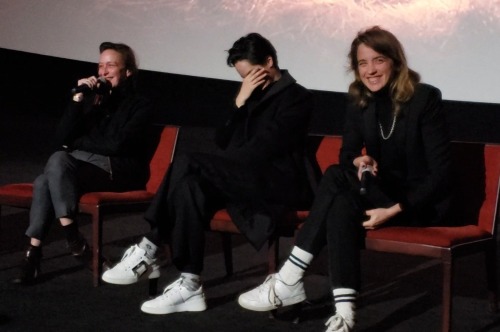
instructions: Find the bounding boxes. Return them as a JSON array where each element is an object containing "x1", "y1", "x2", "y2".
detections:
[
  {"x1": 295, "y1": 164, "x2": 395, "y2": 291},
  {"x1": 26, "y1": 151, "x2": 125, "y2": 241},
  {"x1": 145, "y1": 153, "x2": 232, "y2": 275}
]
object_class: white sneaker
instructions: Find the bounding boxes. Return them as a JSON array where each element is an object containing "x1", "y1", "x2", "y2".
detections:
[
  {"x1": 238, "y1": 273, "x2": 306, "y2": 311},
  {"x1": 101, "y1": 245, "x2": 159, "y2": 285},
  {"x1": 140, "y1": 277, "x2": 207, "y2": 315},
  {"x1": 325, "y1": 313, "x2": 355, "y2": 332}
]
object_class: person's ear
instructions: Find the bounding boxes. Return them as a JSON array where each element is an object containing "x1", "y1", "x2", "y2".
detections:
[
  {"x1": 265, "y1": 56, "x2": 274, "y2": 69},
  {"x1": 126, "y1": 69, "x2": 132, "y2": 77}
]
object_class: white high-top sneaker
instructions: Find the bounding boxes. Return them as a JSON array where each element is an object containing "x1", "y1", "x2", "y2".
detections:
[
  {"x1": 102, "y1": 244, "x2": 159, "y2": 285},
  {"x1": 238, "y1": 273, "x2": 306, "y2": 311},
  {"x1": 141, "y1": 277, "x2": 207, "y2": 315}
]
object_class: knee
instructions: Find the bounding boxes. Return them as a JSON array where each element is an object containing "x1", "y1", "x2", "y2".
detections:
[
  {"x1": 32, "y1": 174, "x2": 48, "y2": 192},
  {"x1": 323, "y1": 164, "x2": 343, "y2": 179},
  {"x1": 44, "y1": 151, "x2": 73, "y2": 174}
]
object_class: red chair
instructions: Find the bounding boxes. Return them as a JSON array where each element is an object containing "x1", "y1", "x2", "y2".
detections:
[
  {"x1": 209, "y1": 208, "x2": 298, "y2": 276},
  {"x1": 300, "y1": 136, "x2": 499, "y2": 332},
  {"x1": 0, "y1": 125, "x2": 179, "y2": 287}
]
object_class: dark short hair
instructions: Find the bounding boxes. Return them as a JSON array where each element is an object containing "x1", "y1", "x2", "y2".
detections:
[
  {"x1": 99, "y1": 42, "x2": 138, "y2": 76},
  {"x1": 226, "y1": 33, "x2": 278, "y2": 68}
]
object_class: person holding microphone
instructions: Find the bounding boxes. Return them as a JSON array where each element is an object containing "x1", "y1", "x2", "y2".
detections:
[{"x1": 13, "y1": 42, "x2": 153, "y2": 285}]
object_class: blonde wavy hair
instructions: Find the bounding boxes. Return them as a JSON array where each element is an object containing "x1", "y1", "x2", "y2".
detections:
[{"x1": 348, "y1": 26, "x2": 420, "y2": 114}]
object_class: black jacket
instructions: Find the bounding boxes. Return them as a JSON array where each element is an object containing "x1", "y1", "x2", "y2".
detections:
[
  {"x1": 54, "y1": 80, "x2": 154, "y2": 188},
  {"x1": 340, "y1": 83, "x2": 452, "y2": 225},
  {"x1": 146, "y1": 70, "x2": 314, "y2": 249}
]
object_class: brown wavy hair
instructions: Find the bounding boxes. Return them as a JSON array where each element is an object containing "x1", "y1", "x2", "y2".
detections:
[{"x1": 348, "y1": 26, "x2": 420, "y2": 114}]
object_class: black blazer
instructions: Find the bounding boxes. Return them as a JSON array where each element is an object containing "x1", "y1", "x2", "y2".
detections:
[{"x1": 340, "y1": 83, "x2": 452, "y2": 225}]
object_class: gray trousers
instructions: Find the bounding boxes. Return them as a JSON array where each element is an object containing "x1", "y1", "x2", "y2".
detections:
[{"x1": 26, "y1": 151, "x2": 117, "y2": 241}]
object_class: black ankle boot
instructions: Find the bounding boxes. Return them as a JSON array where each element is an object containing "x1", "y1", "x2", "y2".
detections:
[
  {"x1": 67, "y1": 235, "x2": 92, "y2": 269},
  {"x1": 12, "y1": 246, "x2": 42, "y2": 284}
]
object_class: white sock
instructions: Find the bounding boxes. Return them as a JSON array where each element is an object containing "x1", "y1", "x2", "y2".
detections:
[
  {"x1": 138, "y1": 237, "x2": 158, "y2": 259},
  {"x1": 278, "y1": 246, "x2": 313, "y2": 285},
  {"x1": 180, "y1": 272, "x2": 201, "y2": 291},
  {"x1": 333, "y1": 288, "x2": 357, "y2": 328}
]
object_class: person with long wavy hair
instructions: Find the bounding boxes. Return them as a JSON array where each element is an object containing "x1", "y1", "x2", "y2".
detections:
[{"x1": 238, "y1": 26, "x2": 452, "y2": 332}]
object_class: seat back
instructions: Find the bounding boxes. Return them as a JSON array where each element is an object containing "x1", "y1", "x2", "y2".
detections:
[
  {"x1": 479, "y1": 144, "x2": 500, "y2": 234},
  {"x1": 145, "y1": 126, "x2": 179, "y2": 194},
  {"x1": 315, "y1": 135, "x2": 342, "y2": 172},
  {"x1": 313, "y1": 136, "x2": 500, "y2": 235},
  {"x1": 443, "y1": 142, "x2": 500, "y2": 234}
]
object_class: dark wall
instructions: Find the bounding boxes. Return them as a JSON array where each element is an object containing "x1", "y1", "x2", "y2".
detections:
[{"x1": 1, "y1": 47, "x2": 499, "y2": 142}]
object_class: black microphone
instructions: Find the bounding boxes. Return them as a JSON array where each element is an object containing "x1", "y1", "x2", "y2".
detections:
[
  {"x1": 359, "y1": 165, "x2": 373, "y2": 195},
  {"x1": 71, "y1": 77, "x2": 109, "y2": 95}
]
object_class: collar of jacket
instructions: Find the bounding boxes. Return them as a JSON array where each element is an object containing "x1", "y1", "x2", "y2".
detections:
[{"x1": 257, "y1": 69, "x2": 296, "y2": 104}]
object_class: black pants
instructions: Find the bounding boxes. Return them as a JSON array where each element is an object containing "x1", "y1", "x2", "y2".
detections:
[
  {"x1": 26, "y1": 151, "x2": 124, "y2": 241},
  {"x1": 144, "y1": 154, "x2": 231, "y2": 275},
  {"x1": 295, "y1": 164, "x2": 395, "y2": 290}
]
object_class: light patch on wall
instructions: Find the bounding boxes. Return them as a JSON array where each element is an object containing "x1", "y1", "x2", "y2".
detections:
[{"x1": 154, "y1": 0, "x2": 500, "y2": 40}]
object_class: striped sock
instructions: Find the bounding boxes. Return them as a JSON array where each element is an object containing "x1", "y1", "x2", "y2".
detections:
[
  {"x1": 333, "y1": 288, "x2": 357, "y2": 328},
  {"x1": 278, "y1": 246, "x2": 313, "y2": 285}
]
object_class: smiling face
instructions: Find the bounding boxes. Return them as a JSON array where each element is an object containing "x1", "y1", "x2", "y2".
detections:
[
  {"x1": 98, "y1": 49, "x2": 131, "y2": 88},
  {"x1": 357, "y1": 43, "x2": 393, "y2": 92}
]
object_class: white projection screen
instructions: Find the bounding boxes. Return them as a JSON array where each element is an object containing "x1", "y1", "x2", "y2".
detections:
[{"x1": 1, "y1": 0, "x2": 499, "y2": 104}]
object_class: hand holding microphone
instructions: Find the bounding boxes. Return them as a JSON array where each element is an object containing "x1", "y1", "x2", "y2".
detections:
[
  {"x1": 360, "y1": 165, "x2": 374, "y2": 195},
  {"x1": 71, "y1": 76, "x2": 110, "y2": 95}
]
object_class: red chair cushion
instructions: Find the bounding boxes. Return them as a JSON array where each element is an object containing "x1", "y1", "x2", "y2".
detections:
[
  {"x1": 210, "y1": 209, "x2": 240, "y2": 233},
  {"x1": 0, "y1": 183, "x2": 34, "y2": 207},
  {"x1": 366, "y1": 225, "x2": 492, "y2": 247},
  {"x1": 79, "y1": 191, "x2": 155, "y2": 205}
]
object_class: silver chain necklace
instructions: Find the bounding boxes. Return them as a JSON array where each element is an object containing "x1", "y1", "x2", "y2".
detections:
[{"x1": 378, "y1": 115, "x2": 397, "y2": 140}]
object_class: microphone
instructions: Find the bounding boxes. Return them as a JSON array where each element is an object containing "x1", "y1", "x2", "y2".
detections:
[
  {"x1": 71, "y1": 77, "x2": 109, "y2": 95},
  {"x1": 359, "y1": 165, "x2": 373, "y2": 195}
]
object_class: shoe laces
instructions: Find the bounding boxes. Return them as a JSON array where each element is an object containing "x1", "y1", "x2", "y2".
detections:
[
  {"x1": 325, "y1": 313, "x2": 351, "y2": 332},
  {"x1": 161, "y1": 277, "x2": 184, "y2": 298},
  {"x1": 120, "y1": 245, "x2": 138, "y2": 262},
  {"x1": 262, "y1": 274, "x2": 282, "y2": 308}
]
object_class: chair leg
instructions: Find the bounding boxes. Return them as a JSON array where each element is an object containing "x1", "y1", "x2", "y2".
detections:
[
  {"x1": 441, "y1": 257, "x2": 453, "y2": 332},
  {"x1": 221, "y1": 233, "x2": 233, "y2": 277},
  {"x1": 485, "y1": 241, "x2": 499, "y2": 313},
  {"x1": 91, "y1": 209, "x2": 102, "y2": 287}
]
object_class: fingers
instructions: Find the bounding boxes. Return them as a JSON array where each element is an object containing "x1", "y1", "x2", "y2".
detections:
[
  {"x1": 77, "y1": 76, "x2": 98, "y2": 89},
  {"x1": 246, "y1": 67, "x2": 268, "y2": 88},
  {"x1": 362, "y1": 209, "x2": 380, "y2": 230},
  {"x1": 235, "y1": 68, "x2": 269, "y2": 107}
]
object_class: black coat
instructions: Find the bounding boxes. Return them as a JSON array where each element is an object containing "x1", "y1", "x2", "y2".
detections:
[
  {"x1": 146, "y1": 70, "x2": 314, "y2": 249},
  {"x1": 54, "y1": 81, "x2": 154, "y2": 188},
  {"x1": 340, "y1": 83, "x2": 452, "y2": 225}
]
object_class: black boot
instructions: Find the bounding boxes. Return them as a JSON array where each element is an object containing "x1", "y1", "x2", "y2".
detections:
[
  {"x1": 12, "y1": 246, "x2": 42, "y2": 284},
  {"x1": 67, "y1": 235, "x2": 92, "y2": 269}
]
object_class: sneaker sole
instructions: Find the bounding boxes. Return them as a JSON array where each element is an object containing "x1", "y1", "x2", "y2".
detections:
[
  {"x1": 140, "y1": 298, "x2": 207, "y2": 315},
  {"x1": 101, "y1": 266, "x2": 160, "y2": 285},
  {"x1": 237, "y1": 293, "x2": 306, "y2": 312}
]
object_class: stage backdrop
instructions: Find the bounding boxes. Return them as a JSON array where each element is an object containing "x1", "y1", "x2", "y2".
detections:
[{"x1": 1, "y1": 0, "x2": 500, "y2": 104}]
